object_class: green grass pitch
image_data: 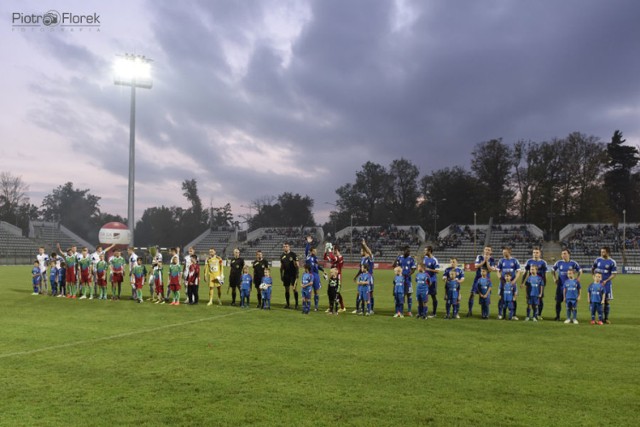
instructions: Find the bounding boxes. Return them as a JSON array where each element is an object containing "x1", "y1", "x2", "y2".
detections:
[{"x1": 0, "y1": 265, "x2": 638, "y2": 426}]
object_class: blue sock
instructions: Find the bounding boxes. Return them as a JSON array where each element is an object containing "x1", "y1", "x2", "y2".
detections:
[
  {"x1": 566, "y1": 308, "x2": 571, "y2": 319},
  {"x1": 433, "y1": 298, "x2": 438, "y2": 315},
  {"x1": 573, "y1": 308, "x2": 577, "y2": 320},
  {"x1": 407, "y1": 295, "x2": 412, "y2": 312},
  {"x1": 527, "y1": 307, "x2": 531, "y2": 318},
  {"x1": 33, "y1": 285, "x2": 39, "y2": 293},
  {"x1": 468, "y1": 296, "x2": 474, "y2": 313},
  {"x1": 314, "y1": 294, "x2": 319, "y2": 309},
  {"x1": 604, "y1": 303, "x2": 610, "y2": 319},
  {"x1": 446, "y1": 302, "x2": 450, "y2": 317},
  {"x1": 370, "y1": 296, "x2": 375, "y2": 311},
  {"x1": 366, "y1": 302, "x2": 371, "y2": 313}
]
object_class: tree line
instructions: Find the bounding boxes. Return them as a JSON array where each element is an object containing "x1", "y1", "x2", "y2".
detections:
[{"x1": 1, "y1": 130, "x2": 637, "y2": 246}]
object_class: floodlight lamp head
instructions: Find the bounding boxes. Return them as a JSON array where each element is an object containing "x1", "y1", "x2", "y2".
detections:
[{"x1": 113, "y1": 54, "x2": 153, "y2": 89}]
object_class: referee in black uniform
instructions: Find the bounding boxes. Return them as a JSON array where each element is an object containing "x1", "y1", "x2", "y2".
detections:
[
  {"x1": 228, "y1": 248, "x2": 244, "y2": 306},
  {"x1": 252, "y1": 250, "x2": 269, "y2": 308},
  {"x1": 280, "y1": 242, "x2": 299, "y2": 309}
]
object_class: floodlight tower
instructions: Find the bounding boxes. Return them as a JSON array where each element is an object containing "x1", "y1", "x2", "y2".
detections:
[{"x1": 113, "y1": 54, "x2": 152, "y2": 247}]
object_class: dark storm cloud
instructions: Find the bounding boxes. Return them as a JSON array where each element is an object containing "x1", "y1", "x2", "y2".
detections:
[{"x1": 21, "y1": 0, "x2": 640, "y2": 221}]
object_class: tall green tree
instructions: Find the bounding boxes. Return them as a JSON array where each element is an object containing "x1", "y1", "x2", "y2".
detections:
[
  {"x1": 247, "y1": 193, "x2": 315, "y2": 229},
  {"x1": 386, "y1": 158, "x2": 420, "y2": 224},
  {"x1": 604, "y1": 130, "x2": 640, "y2": 218},
  {"x1": 41, "y1": 182, "x2": 101, "y2": 241},
  {"x1": 420, "y1": 167, "x2": 484, "y2": 236},
  {"x1": 470, "y1": 138, "x2": 515, "y2": 220},
  {"x1": 0, "y1": 172, "x2": 35, "y2": 232}
]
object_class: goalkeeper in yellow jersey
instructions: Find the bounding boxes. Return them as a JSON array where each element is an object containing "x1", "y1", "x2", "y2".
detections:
[{"x1": 204, "y1": 247, "x2": 224, "y2": 306}]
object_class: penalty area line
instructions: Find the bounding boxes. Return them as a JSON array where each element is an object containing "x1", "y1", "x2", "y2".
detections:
[{"x1": 0, "y1": 309, "x2": 253, "y2": 359}]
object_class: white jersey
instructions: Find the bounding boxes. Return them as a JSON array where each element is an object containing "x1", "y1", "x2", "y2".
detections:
[
  {"x1": 183, "y1": 253, "x2": 193, "y2": 277},
  {"x1": 152, "y1": 252, "x2": 163, "y2": 266},
  {"x1": 128, "y1": 252, "x2": 138, "y2": 269},
  {"x1": 37, "y1": 253, "x2": 50, "y2": 272},
  {"x1": 52, "y1": 255, "x2": 63, "y2": 269},
  {"x1": 91, "y1": 251, "x2": 103, "y2": 271}
]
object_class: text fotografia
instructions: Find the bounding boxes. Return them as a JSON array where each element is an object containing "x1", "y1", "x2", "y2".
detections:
[{"x1": 12, "y1": 10, "x2": 101, "y2": 32}]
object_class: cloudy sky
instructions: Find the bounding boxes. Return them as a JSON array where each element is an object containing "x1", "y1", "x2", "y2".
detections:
[{"x1": 2, "y1": 0, "x2": 639, "y2": 226}]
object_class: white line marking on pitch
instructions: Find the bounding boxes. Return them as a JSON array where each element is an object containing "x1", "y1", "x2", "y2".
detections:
[{"x1": 0, "y1": 309, "x2": 252, "y2": 359}]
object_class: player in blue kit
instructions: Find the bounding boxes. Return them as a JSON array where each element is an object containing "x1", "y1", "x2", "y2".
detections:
[
  {"x1": 353, "y1": 240, "x2": 374, "y2": 314},
  {"x1": 300, "y1": 264, "x2": 313, "y2": 315},
  {"x1": 392, "y1": 267, "x2": 405, "y2": 318},
  {"x1": 394, "y1": 247, "x2": 417, "y2": 317},
  {"x1": 305, "y1": 237, "x2": 326, "y2": 312},
  {"x1": 563, "y1": 269, "x2": 581, "y2": 324},
  {"x1": 588, "y1": 272, "x2": 605, "y2": 325},
  {"x1": 48, "y1": 260, "x2": 59, "y2": 296},
  {"x1": 442, "y1": 258, "x2": 464, "y2": 318},
  {"x1": 476, "y1": 268, "x2": 492, "y2": 319},
  {"x1": 260, "y1": 269, "x2": 273, "y2": 310},
  {"x1": 521, "y1": 247, "x2": 548, "y2": 319},
  {"x1": 591, "y1": 246, "x2": 617, "y2": 324},
  {"x1": 444, "y1": 270, "x2": 461, "y2": 319},
  {"x1": 423, "y1": 246, "x2": 440, "y2": 318},
  {"x1": 468, "y1": 246, "x2": 495, "y2": 317},
  {"x1": 552, "y1": 249, "x2": 581, "y2": 321},
  {"x1": 497, "y1": 247, "x2": 521, "y2": 320},
  {"x1": 501, "y1": 272, "x2": 517, "y2": 320},
  {"x1": 415, "y1": 263, "x2": 431, "y2": 319},
  {"x1": 524, "y1": 265, "x2": 544, "y2": 321},
  {"x1": 356, "y1": 264, "x2": 372, "y2": 316},
  {"x1": 240, "y1": 266, "x2": 252, "y2": 308},
  {"x1": 31, "y1": 260, "x2": 42, "y2": 295}
]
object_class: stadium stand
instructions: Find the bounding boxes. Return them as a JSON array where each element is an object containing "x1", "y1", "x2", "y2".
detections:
[
  {"x1": 184, "y1": 227, "x2": 235, "y2": 259},
  {"x1": 0, "y1": 221, "x2": 40, "y2": 264},
  {"x1": 433, "y1": 224, "x2": 488, "y2": 264},
  {"x1": 331, "y1": 225, "x2": 425, "y2": 262},
  {"x1": 486, "y1": 224, "x2": 544, "y2": 263},
  {"x1": 235, "y1": 227, "x2": 322, "y2": 262},
  {"x1": 29, "y1": 221, "x2": 93, "y2": 252},
  {"x1": 559, "y1": 223, "x2": 635, "y2": 268}
]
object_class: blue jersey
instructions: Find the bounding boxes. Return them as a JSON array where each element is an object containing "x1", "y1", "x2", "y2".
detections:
[
  {"x1": 241, "y1": 273, "x2": 252, "y2": 291},
  {"x1": 415, "y1": 272, "x2": 430, "y2": 288},
  {"x1": 360, "y1": 256, "x2": 374, "y2": 275},
  {"x1": 526, "y1": 275, "x2": 543, "y2": 297},
  {"x1": 474, "y1": 255, "x2": 496, "y2": 280},
  {"x1": 261, "y1": 277, "x2": 273, "y2": 287},
  {"x1": 58, "y1": 267, "x2": 65, "y2": 283},
  {"x1": 442, "y1": 266, "x2": 464, "y2": 282},
  {"x1": 393, "y1": 275, "x2": 405, "y2": 294},
  {"x1": 395, "y1": 255, "x2": 416, "y2": 277},
  {"x1": 445, "y1": 280, "x2": 460, "y2": 300},
  {"x1": 524, "y1": 258, "x2": 548, "y2": 282},
  {"x1": 49, "y1": 266, "x2": 58, "y2": 282},
  {"x1": 497, "y1": 258, "x2": 521, "y2": 281},
  {"x1": 592, "y1": 257, "x2": 617, "y2": 283},
  {"x1": 358, "y1": 272, "x2": 372, "y2": 287},
  {"x1": 32, "y1": 267, "x2": 42, "y2": 284},
  {"x1": 305, "y1": 243, "x2": 323, "y2": 274},
  {"x1": 553, "y1": 260, "x2": 581, "y2": 286},
  {"x1": 563, "y1": 279, "x2": 581, "y2": 300},
  {"x1": 301, "y1": 272, "x2": 313, "y2": 288},
  {"x1": 502, "y1": 283, "x2": 517, "y2": 302},
  {"x1": 423, "y1": 255, "x2": 439, "y2": 284},
  {"x1": 588, "y1": 283, "x2": 605, "y2": 304},
  {"x1": 477, "y1": 277, "x2": 492, "y2": 296}
]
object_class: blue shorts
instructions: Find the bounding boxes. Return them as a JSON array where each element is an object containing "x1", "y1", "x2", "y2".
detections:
[
  {"x1": 358, "y1": 285, "x2": 369, "y2": 301},
  {"x1": 470, "y1": 279, "x2": 479, "y2": 294},
  {"x1": 301, "y1": 287, "x2": 312, "y2": 299},
  {"x1": 428, "y1": 282, "x2": 438, "y2": 296},
  {"x1": 566, "y1": 299, "x2": 577, "y2": 309},
  {"x1": 604, "y1": 282, "x2": 613, "y2": 300},
  {"x1": 480, "y1": 296, "x2": 491, "y2": 306},
  {"x1": 312, "y1": 273, "x2": 321, "y2": 291},
  {"x1": 262, "y1": 287, "x2": 272, "y2": 299},
  {"x1": 403, "y1": 278, "x2": 413, "y2": 295},
  {"x1": 416, "y1": 285, "x2": 429, "y2": 300},
  {"x1": 446, "y1": 291, "x2": 458, "y2": 302},
  {"x1": 528, "y1": 296, "x2": 539, "y2": 305}
]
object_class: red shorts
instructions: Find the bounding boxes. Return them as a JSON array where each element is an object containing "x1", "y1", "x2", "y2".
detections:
[
  {"x1": 135, "y1": 277, "x2": 144, "y2": 289},
  {"x1": 97, "y1": 272, "x2": 107, "y2": 287},
  {"x1": 81, "y1": 271, "x2": 91, "y2": 284},
  {"x1": 112, "y1": 272, "x2": 123, "y2": 283},
  {"x1": 66, "y1": 266, "x2": 76, "y2": 283},
  {"x1": 155, "y1": 278, "x2": 163, "y2": 294},
  {"x1": 169, "y1": 283, "x2": 181, "y2": 292}
]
